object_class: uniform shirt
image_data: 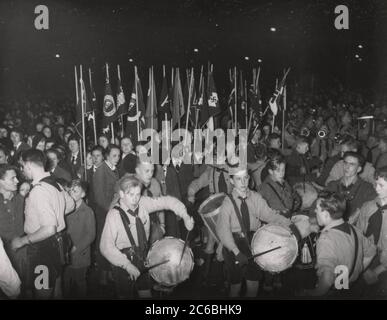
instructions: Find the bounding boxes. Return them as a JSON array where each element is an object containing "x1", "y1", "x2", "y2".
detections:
[
  {"x1": 326, "y1": 160, "x2": 375, "y2": 186},
  {"x1": 326, "y1": 177, "x2": 377, "y2": 222},
  {"x1": 187, "y1": 165, "x2": 232, "y2": 197},
  {"x1": 0, "y1": 237, "x2": 21, "y2": 298},
  {"x1": 0, "y1": 193, "x2": 24, "y2": 242},
  {"x1": 316, "y1": 219, "x2": 376, "y2": 286},
  {"x1": 216, "y1": 189, "x2": 291, "y2": 253},
  {"x1": 65, "y1": 201, "x2": 96, "y2": 268},
  {"x1": 24, "y1": 173, "x2": 75, "y2": 235},
  {"x1": 100, "y1": 196, "x2": 189, "y2": 269},
  {"x1": 356, "y1": 198, "x2": 387, "y2": 269}
]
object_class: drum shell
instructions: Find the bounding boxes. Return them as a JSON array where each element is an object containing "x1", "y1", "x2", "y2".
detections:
[
  {"x1": 251, "y1": 224, "x2": 298, "y2": 273},
  {"x1": 198, "y1": 193, "x2": 226, "y2": 242},
  {"x1": 146, "y1": 237, "x2": 194, "y2": 287},
  {"x1": 293, "y1": 182, "x2": 318, "y2": 210}
]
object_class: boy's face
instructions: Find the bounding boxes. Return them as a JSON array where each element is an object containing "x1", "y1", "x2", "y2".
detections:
[
  {"x1": 69, "y1": 185, "x2": 85, "y2": 202},
  {"x1": 269, "y1": 162, "x2": 285, "y2": 183},
  {"x1": 92, "y1": 150, "x2": 103, "y2": 166},
  {"x1": 136, "y1": 162, "x2": 154, "y2": 186},
  {"x1": 107, "y1": 148, "x2": 121, "y2": 166},
  {"x1": 315, "y1": 200, "x2": 328, "y2": 227},
  {"x1": 343, "y1": 156, "x2": 361, "y2": 178},
  {"x1": 375, "y1": 177, "x2": 387, "y2": 199},
  {"x1": 296, "y1": 142, "x2": 309, "y2": 154},
  {"x1": 230, "y1": 172, "x2": 249, "y2": 194},
  {"x1": 120, "y1": 186, "x2": 141, "y2": 209}
]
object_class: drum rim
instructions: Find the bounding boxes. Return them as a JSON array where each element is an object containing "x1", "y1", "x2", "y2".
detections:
[
  {"x1": 198, "y1": 192, "x2": 226, "y2": 215},
  {"x1": 251, "y1": 224, "x2": 298, "y2": 273},
  {"x1": 146, "y1": 236, "x2": 194, "y2": 287}
]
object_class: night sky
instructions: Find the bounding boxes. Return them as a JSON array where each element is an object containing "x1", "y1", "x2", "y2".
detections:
[{"x1": 0, "y1": 0, "x2": 385, "y2": 99}]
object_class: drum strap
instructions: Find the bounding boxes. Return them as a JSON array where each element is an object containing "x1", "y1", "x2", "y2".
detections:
[
  {"x1": 266, "y1": 182, "x2": 289, "y2": 211},
  {"x1": 226, "y1": 194, "x2": 252, "y2": 251},
  {"x1": 114, "y1": 206, "x2": 147, "y2": 255},
  {"x1": 348, "y1": 224, "x2": 359, "y2": 280}
]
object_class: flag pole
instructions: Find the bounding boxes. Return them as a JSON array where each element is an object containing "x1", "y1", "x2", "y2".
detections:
[
  {"x1": 88, "y1": 68, "x2": 97, "y2": 145},
  {"x1": 151, "y1": 66, "x2": 154, "y2": 131},
  {"x1": 80, "y1": 65, "x2": 88, "y2": 181},
  {"x1": 282, "y1": 86, "x2": 287, "y2": 151},
  {"x1": 106, "y1": 63, "x2": 114, "y2": 143},
  {"x1": 75, "y1": 66, "x2": 79, "y2": 106},
  {"x1": 135, "y1": 66, "x2": 140, "y2": 141},
  {"x1": 117, "y1": 65, "x2": 124, "y2": 138},
  {"x1": 184, "y1": 67, "x2": 194, "y2": 145},
  {"x1": 245, "y1": 79, "x2": 248, "y2": 129},
  {"x1": 234, "y1": 67, "x2": 237, "y2": 130}
]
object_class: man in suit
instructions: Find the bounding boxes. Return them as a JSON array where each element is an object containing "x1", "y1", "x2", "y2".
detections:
[
  {"x1": 46, "y1": 149, "x2": 72, "y2": 184},
  {"x1": 9, "y1": 129, "x2": 30, "y2": 165},
  {"x1": 118, "y1": 137, "x2": 136, "y2": 177},
  {"x1": 92, "y1": 144, "x2": 120, "y2": 285},
  {"x1": 66, "y1": 135, "x2": 82, "y2": 179}
]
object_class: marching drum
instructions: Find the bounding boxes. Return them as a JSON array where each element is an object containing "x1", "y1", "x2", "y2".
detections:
[
  {"x1": 198, "y1": 193, "x2": 227, "y2": 243},
  {"x1": 251, "y1": 224, "x2": 298, "y2": 273},
  {"x1": 293, "y1": 182, "x2": 318, "y2": 210},
  {"x1": 146, "y1": 237, "x2": 194, "y2": 287}
]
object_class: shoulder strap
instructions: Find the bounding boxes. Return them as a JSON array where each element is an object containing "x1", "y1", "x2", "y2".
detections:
[
  {"x1": 226, "y1": 194, "x2": 251, "y2": 250},
  {"x1": 114, "y1": 206, "x2": 137, "y2": 248},
  {"x1": 266, "y1": 182, "x2": 289, "y2": 211},
  {"x1": 39, "y1": 175, "x2": 62, "y2": 192},
  {"x1": 348, "y1": 224, "x2": 359, "y2": 281}
]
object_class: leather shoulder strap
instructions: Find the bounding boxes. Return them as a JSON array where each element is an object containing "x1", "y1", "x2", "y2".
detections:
[{"x1": 114, "y1": 206, "x2": 137, "y2": 248}]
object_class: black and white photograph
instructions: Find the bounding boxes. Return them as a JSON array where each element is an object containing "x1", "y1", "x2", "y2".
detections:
[{"x1": 0, "y1": 0, "x2": 387, "y2": 302}]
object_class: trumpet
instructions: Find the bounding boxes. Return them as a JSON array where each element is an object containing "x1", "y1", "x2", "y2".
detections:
[{"x1": 317, "y1": 129, "x2": 328, "y2": 138}]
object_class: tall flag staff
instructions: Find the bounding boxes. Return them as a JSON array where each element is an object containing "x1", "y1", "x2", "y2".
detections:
[
  {"x1": 79, "y1": 65, "x2": 88, "y2": 181},
  {"x1": 88, "y1": 68, "x2": 98, "y2": 145},
  {"x1": 102, "y1": 63, "x2": 117, "y2": 143},
  {"x1": 116, "y1": 64, "x2": 127, "y2": 138},
  {"x1": 234, "y1": 67, "x2": 237, "y2": 130},
  {"x1": 184, "y1": 67, "x2": 194, "y2": 145},
  {"x1": 74, "y1": 65, "x2": 83, "y2": 165},
  {"x1": 134, "y1": 66, "x2": 140, "y2": 140},
  {"x1": 282, "y1": 86, "x2": 287, "y2": 151}
]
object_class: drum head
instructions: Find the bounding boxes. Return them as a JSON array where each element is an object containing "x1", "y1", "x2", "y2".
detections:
[
  {"x1": 147, "y1": 237, "x2": 194, "y2": 287},
  {"x1": 251, "y1": 224, "x2": 298, "y2": 273},
  {"x1": 198, "y1": 193, "x2": 226, "y2": 216}
]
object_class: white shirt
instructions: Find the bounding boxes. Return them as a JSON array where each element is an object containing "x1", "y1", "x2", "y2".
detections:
[{"x1": 0, "y1": 238, "x2": 21, "y2": 298}]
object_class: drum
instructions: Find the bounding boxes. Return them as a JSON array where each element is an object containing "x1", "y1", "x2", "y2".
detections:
[
  {"x1": 198, "y1": 193, "x2": 226, "y2": 243},
  {"x1": 146, "y1": 237, "x2": 194, "y2": 287},
  {"x1": 251, "y1": 224, "x2": 298, "y2": 273},
  {"x1": 293, "y1": 182, "x2": 318, "y2": 210}
]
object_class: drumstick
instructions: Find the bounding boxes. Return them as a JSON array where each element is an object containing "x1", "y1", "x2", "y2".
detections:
[
  {"x1": 141, "y1": 259, "x2": 170, "y2": 275},
  {"x1": 235, "y1": 246, "x2": 282, "y2": 264},
  {"x1": 178, "y1": 230, "x2": 190, "y2": 265}
]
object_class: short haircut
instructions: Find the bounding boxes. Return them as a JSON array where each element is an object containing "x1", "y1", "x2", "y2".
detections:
[
  {"x1": 105, "y1": 144, "x2": 120, "y2": 157},
  {"x1": 267, "y1": 133, "x2": 281, "y2": 143},
  {"x1": 91, "y1": 145, "x2": 104, "y2": 154},
  {"x1": 46, "y1": 148, "x2": 60, "y2": 159},
  {"x1": 10, "y1": 128, "x2": 23, "y2": 137},
  {"x1": 70, "y1": 178, "x2": 88, "y2": 194},
  {"x1": 295, "y1": 136, "x2": 309, "y2": 147},
  {"x1": 21, "y1": 149, "x2": 47, "y2": 168},
  {"x1": 32, "y1": 133, "x2": 46, "y2": 149},
  {"x1": 267, "y1": 152, "x2": 285, "y2": 171},
  {"x1": 68, "y1": 134, "x2": 79, "y2": 144},
  {"x1": 255, "y1": 143, "x2": 267, "y2": 161},
  {"x1": 343, "y1": 151, "x2": 365, "y2": 168},
  {"x1": 0, "y1": 164, "x2": 17, "y2": 180},
  {"x1": 118, "y1": 174, "x2": 143, "y2": 193},
  {"x1": 375, "y1": 166, "x2": 387, "y2": 182},
  {"x1": 318, "y1": 191, "x2": 346, "y2": 220}
]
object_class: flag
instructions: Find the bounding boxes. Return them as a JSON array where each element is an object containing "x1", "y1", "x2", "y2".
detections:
[
  {"x1": 87, "y1": 68, "x2": 97, "y2": 121},
  {"x1": 116, "y1": 74, "x2": 127, "y2": 117},
  {"x1": 102, "y1": 67, "x2": 117, "y2": 130},
  {"x1": 158, "y1": 70, "x2": 171, "y2": 124},
  {"x1": 198, "y1": 72, "x2": 209, "y2": 127},
  {"x1": 268, "y1": 68, "x2": 290, "y2": 117},
  {"x1": 145, "y1": 67, "x2": 158, "y2": 130},
  {"x1": 171, "y1": 68, "x2": 185, "y2": 129},
  {"x1": 207, "y1": 70, "x2": 220, "y2": 118},
  {"x1": 248, "y1": 67, "x2": 262, "y2": 115},
  {"x1": 126, "y1": 70, "x2": 145, "y2": 144}
]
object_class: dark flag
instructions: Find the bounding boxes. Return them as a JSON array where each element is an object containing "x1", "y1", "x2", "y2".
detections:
[
  {"x1": 158, "y1": 67, "x2": 171, "y2": 125},
  {"x1": 171, "y1": 68, "x2": 185, "y2": 129},
  {"x1": 102, "y1": 65, "x2": 117, "y2": 130}
]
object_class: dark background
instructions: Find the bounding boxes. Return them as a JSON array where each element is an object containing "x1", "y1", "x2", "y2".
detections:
[{"x1": 0, "y1": 0, "x2": 386, "y2": 101}]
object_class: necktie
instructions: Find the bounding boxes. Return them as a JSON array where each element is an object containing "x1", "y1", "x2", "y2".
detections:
[
  {"x1": 365, "y1": 203, "x2": 387, "y2": 245},
  {"x1": 143, "y1": 186, "x2": 153, "y2": 197},
  {"x1": 217, "y1": 171, "x2": 228, "y2": 193},
  {"x1": 72, "y1": 155, "x2": 76, "y2": 165},
  {"x1": 238, "y1": 197, "x2": 250, "y2": 235},
  {"x1": 127, "y1": 207, "x2": 147, "y2": 253}
]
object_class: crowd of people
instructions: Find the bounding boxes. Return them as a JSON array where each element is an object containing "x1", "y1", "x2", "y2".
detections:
[{"x1": 0, "y1": 86, "x2": 387, "y2": 300}]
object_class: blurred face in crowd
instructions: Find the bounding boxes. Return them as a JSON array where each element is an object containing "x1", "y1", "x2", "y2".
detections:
[
  {"x1": 375, "y1": 176, "x2": 387, "y2": 200},
  {"x1": 98, "y1": 136, "x2": 109, "y2": 149},
  {"x1": 69, "y1": 185, "x2": 85, "y2": 202},
  {"x1": 46, "y1": 151, "x2": 59, "y2": 169},
  {"x1": 379, "y1": 139, "x2": 387, "y2": 153},
  {"x1": 341, "y1": 112, "x2": 352, "y2": 126},
  {"x1": 0, "y1": 128, "x2": 8, "y2": 138},
  {"x1": 343, "y1": 155, "x2": 361, "y2": 179},
  {"x1": 0, "y1": 150, "x2": 8, "y2": 164},
  {"x1": 230, "y1": 171, "x2": 249, "y2": 195},
  {"x1": 86, "y1": 152, "x2": 93, "y2": 168},
  {"x1": 0, "y1": 169, "x2": 18, "y2": 193},
  {"x1": 68, "y1": 140, "x2": 79, "y2": 154},
  {"x1": 136, "y1": 162, "x2": 154, "y2": 186},
  {"x1": 56, "y1": 116, "x2": 65, "y2": 125},
  {"x1": 340, "y1": 143, "x2": 356, "y2": 157},
  {"x1": 315, "y1": 199, "x2": 329, "y2": 227},
  {"x1": 121, "y1": 138, "x2": 133, "y2": 155},
  {"x1": 252, "y1": 129, "x2": 262, "y2": 143},
  {"x1": 42, "y1": 117, "x2": 51, "y2": 126},
  {"x1": 269, "y1": 162, "x2": 286, "y2": 184},
  {"x1": 45, "y1": 141, "x2": 55, "y2": 150},
  {"x1": 35, "y1": 123, "x2": 44, "y2": 132},
  {"x1": 91, "y1": 149, "x2": 104, "y2": 167},
  {"x1": 19, "y1": 181, "x2": 31, "y2": 197},
  {"x1": 263, "y1": 126, "x2": 270, "y2": 136},
  {"x1": 57, "y1": 126, "x2": 65, "y2": 138},
  {"x1": 106, "y1": 148, "x2": 121, "y2": 167},
  {"x1": 269, "y1": 138, "x2": 281, "y2": 150},
  {"x1": 10, "y1": 131, "x2": 21, "y2": 146},
  {"x1": 296, "y1": 142, "x2": 309, "y2": 155},
  {"x1": 120, "y1": 185, "x2": 141, "y2": 210},
  {"x1": 42, "y1": 127, "x2": 52, "y2": 138}
]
